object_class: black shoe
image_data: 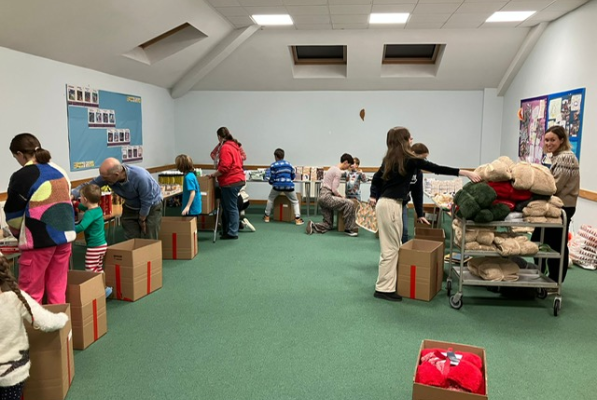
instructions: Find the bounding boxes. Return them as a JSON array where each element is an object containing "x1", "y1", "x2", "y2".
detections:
[
  {"x1": 220, "y1": 234, "x2": 238, "y2": 240},
  {"x1": 374, "y1": 291, "x2": 402, "y2": 302}
]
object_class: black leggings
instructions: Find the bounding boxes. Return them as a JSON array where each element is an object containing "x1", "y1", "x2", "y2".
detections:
[
  {"x1": 531, "y1": 206, "x2": 575, "y2": 283},
  {"x1": 0, "y1": 382, "x2": 24, "y2": 400}
]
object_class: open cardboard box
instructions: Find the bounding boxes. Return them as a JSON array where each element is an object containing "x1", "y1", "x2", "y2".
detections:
[{"x1": 413, "y1": 339, "x2": 488, "y2": 400}]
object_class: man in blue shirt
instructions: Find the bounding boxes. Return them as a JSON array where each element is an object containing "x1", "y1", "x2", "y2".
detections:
[{"x1": 72, "y1": 158, "x2": 163, "y2": 240}]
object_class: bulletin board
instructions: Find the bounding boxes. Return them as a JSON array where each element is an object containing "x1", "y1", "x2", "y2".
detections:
[
  {"x1": 547, "y1": 88, "x2": 585, "y2": 161},
  {"x1": 66, "y1": 85, "x2": 143, "y2": 171},
  {"x1": 518, "y1": 95, "x2": 548, "y2": 163},
  {"x1": 519, "y1": 88, "x2": 585, "y2": 163}
]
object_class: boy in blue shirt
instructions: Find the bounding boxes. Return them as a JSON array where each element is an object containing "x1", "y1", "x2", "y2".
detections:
[
  {"x1": 175, "y1": 154, "x2": 202, "y2": 216},
  {"x1": 264, "y1": 149, "x2": 304, "y2": 225}
]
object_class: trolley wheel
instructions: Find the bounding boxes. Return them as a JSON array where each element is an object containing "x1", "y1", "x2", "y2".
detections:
[
  {"x1": 553, "y1": 298, "x2": 561, "y2": 317},
  {"x1": 450, "y1": 295, "x2": 463, "y2": 310},
  {"x1": 446, "y1": 280, "x2": 452, "y2": 297},
  {"x1": 537, "y1": 288, "x2": 548, "y2": 299}
]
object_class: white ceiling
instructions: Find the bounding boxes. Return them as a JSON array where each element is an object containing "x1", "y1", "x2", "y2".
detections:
[{"x1": 0, "y1": 0, "x2": 590, "y2": 95}]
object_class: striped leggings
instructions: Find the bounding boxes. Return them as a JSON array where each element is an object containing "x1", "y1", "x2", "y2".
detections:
[{"x1": 85, "y1": 244, "x2": 108, "y2": 273}]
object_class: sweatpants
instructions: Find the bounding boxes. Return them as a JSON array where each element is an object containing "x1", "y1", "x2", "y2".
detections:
[
  {"x1": 312, "y1": 187, "x2": 357, "y2": 233},
  {"x1": 265, "y1": 189, "x2": 301, "y2": 218},
  {"x1": 18, "y1": 243, "x2": 72, "y2": 304},
  {"x1": 121, "y1": 202, "x2": 162, "y2": 240},
  {"x1": 85, "y1": 244, "x2": 108, "y2": 273},
  {"x1": 375, "y1": 198, "x2": 403, "y2": 293}
]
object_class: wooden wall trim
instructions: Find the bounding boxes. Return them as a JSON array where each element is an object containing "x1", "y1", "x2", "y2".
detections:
[{"x1": 2, "y1": 164, "x2": 596, "y2": 204}]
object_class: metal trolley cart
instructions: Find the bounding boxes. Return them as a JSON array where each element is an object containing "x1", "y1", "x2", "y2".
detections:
[{"x1": 446, "y1": 204, "x2": 567, "y2": 316}]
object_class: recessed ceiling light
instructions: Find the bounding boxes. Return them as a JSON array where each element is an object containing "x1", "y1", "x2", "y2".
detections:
[
  {"x1": 369, "y1": 13, "x2": 410, "y2": 24},
  {"x1": 251, "y1": 14, "x2": 293, "y2": 26},
  {"x1": 486, "y1": 11, "x2": 536, "y2": 22}
]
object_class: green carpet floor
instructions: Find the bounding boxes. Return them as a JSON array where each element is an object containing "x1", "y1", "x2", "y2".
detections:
[{"x1": 66, "y1": 209, "x2": 597, "y2": 400}]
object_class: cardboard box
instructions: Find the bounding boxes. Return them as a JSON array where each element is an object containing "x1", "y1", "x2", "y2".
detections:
[
  {"x1": 159, "y1": 216, "x2": 198, "y2": 260},
  {"x1": 197, "y1": 214, "x2": 216, "y2": 230},
  {"x1": 273, "y1": 192, "x2": 302, "y2": 222},
  {"x1": 66, "y1": 271, "x2": 108, "y2": 350},
  {"x1": 104, "y1": 239, "x2": 163, "y2": 302},
  {"x1": 337, "y1": 199, "x2": 359, "y2": 232},
  {"x1": 24, "y1": 304, "x2": 75, "y2": 400},
  {"x1": 397, "y1": 239, "x2": 443, "y2": 301},
  {"x1": 414, "y1": 204, "x2": 441, "y2": 229},
  {"x1": 414, "y1": 227, "x2": 446, "y2": 293},
  {"x1": 413, "y1": 339, "x2": 488, "y2": 400},
  {"x1": 197, "y1": 176, "x2": 215, "y2": 214}
]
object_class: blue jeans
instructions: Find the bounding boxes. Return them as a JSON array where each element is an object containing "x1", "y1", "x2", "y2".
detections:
[
  {"x1": 220, "y1": 185, "x2": 241, "y2": 237},
  {"x1": 401, "y1": 205, "x2": 409, "y2": 244}
]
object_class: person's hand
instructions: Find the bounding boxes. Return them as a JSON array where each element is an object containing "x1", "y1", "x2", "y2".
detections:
[
  {"x1": 417, "y1": 217, "x2": 430, "y2": 225},
  {"x1": 182, "y1": 207, "x2": 189, "y2": 216},
  {"x1": 369, "y1": 197, "x2": 377, "y2": 206},
  {"x1": 139, "y1": 218, "x2": 147, "y2": 234},
  {"x1": 462, "y1": 170, "x2": 482, "y2": 183}
]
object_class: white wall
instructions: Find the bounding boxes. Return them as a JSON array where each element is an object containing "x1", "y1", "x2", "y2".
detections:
[
  {"x1": 174, "y1": 90, "x2": 486, "y2": 169},
  {"x1": 501, "y1": 1, "x2": 597, "y2": 227},
  {"x1": 0, "y1": 46, "x2": 176, "y2": 188}
]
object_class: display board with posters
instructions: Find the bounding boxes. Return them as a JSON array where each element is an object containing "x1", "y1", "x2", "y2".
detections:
[
  {"x1": 66, "y1": 85, "x2": 143, "y2": 171},
  {"x1": 519, "y1": 88, "x2": 585, "y2": 163},
  {"x1": 546, "y1": 88, "x2": 585, "y2": 161}
]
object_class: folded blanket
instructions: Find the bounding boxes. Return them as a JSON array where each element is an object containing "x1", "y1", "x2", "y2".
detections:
[{"x1": 467, "y1": 257, "x2": 520, "y2": 281}]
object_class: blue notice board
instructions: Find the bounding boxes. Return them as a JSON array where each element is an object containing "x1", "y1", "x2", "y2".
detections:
[{"x1": 67, "y1": 85, "x2": 143, "y2": 171}]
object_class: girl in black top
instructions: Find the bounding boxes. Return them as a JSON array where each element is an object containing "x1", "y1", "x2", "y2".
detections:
[{"x1": 369, "y1": 127, "x2": 481, "y2": 302}]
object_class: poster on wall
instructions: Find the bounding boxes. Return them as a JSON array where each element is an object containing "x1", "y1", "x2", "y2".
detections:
[
  {"x1": 67, "y1": 84, "x2": 143, "y2": 171},
  {"x1": 518, "y1": 95, "x2": 548, "y2": 163},
  {"x1": 547, "y1": 88, "x2": 585, "y2": 161}
]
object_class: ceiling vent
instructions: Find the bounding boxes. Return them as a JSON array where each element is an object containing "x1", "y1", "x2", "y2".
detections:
[
  {"x1": 381, "y1": 44, "x2": 445, "y2": 78},
  {"x1": 123, "y1": 23, "x2": 207, "y2": 65}
]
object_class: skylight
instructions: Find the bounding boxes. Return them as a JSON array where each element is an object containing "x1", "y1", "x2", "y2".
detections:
[
  {"x1": 369, "y1": 13, "x2": 410, "y2": 24},
  {"x1": 252, "y1": 14, "x2": 293, "y2": 26},
  {"x1": 486, "y1": 11, "x2": 536, "y2": 22}
]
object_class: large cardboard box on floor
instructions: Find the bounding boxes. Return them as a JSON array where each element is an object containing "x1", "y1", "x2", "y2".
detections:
[
  {"x1": 197, "y1": 214, "x2": 216, "y2": 230},
  {"x1": 66, "y1": 271, "x2": 108, "y2": 350},
  {"x1": 104, "y1": 239, "x2": 163, "y2": 301},
  {"x1": 273, "y1": 192, "x2": 302, "y2": 222},
  {"x1": 412, "y1": 339, "x2": 488, "y2": 400},
  {"x1": 24, "y1": 304, "x2": 74, "y2": 400},
  {"x1": 415, "y1": 227, "x2": 446, "y2": 293},
  {"x1": 197, "y1": 175, "x2": 215, "y2": 214},
  {"x1": 397, "y1": 239, "x2": 443, "y2": 301},
  {"x1": 160, "y1": 216, "x2": 198, "y2": 259}
]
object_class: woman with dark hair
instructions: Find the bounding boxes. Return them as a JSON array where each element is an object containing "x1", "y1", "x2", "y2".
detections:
[
  {"x1": 4, "y1": 133, "x2": 75, "y2": 304},
  {"x1": 208, "y1": 127, "x2": 246, "y2": 240},
  {"x1": 369, "y1": 127, "x2": 481, "y2": 302},
  {"x1": 210, "y1": 127, "x2": 247, "y2": 167},
  {"x1": 532, "y1": 125, "x2": 580, "y2": 285}
]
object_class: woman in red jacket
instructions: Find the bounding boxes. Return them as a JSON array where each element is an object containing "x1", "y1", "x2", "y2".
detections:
[{"x1": 208, "y1": 127, "x2": 246, "y2": 240}]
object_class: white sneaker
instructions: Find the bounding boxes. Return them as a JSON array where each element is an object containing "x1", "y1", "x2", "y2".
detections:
[{"x1": 243, "y1": 218, "x2": 256, "y2": 232}]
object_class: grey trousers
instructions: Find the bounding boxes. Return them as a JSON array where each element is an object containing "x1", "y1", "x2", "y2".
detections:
[{"x1": 121, "y1": 202, "x2": 162, "y2": 240}]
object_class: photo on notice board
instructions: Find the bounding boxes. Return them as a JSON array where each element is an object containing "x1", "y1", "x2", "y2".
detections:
[
  {"x1": 518, "y1": 96, "x2": 547, "y2": 163},
  {"x1": 107, "y1": 129, "x2": 113, "y2": 144},
  {"x1": 547, "y1": 88, "x2": 585, "y2": 160},
  {"x1": 88, "y1": 108, "x2": 96, "y2": 124},
  {"x1": 68, "y1": 85, "x2": 76, "y2": 102},
  {"x1": 84, "y1": 88, "x2": 91, "y2": 103}
]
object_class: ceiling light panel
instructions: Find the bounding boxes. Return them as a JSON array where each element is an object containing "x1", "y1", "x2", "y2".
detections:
[
  {"x1": 252, "y1": 14, "x2": 293, "y2": 25},
  {"x1": 486, "y1": 11, "x2": 536, "y2": 22},
  {"x1": 369, "y1": 13, "x2": 410, "y2": 24}
]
